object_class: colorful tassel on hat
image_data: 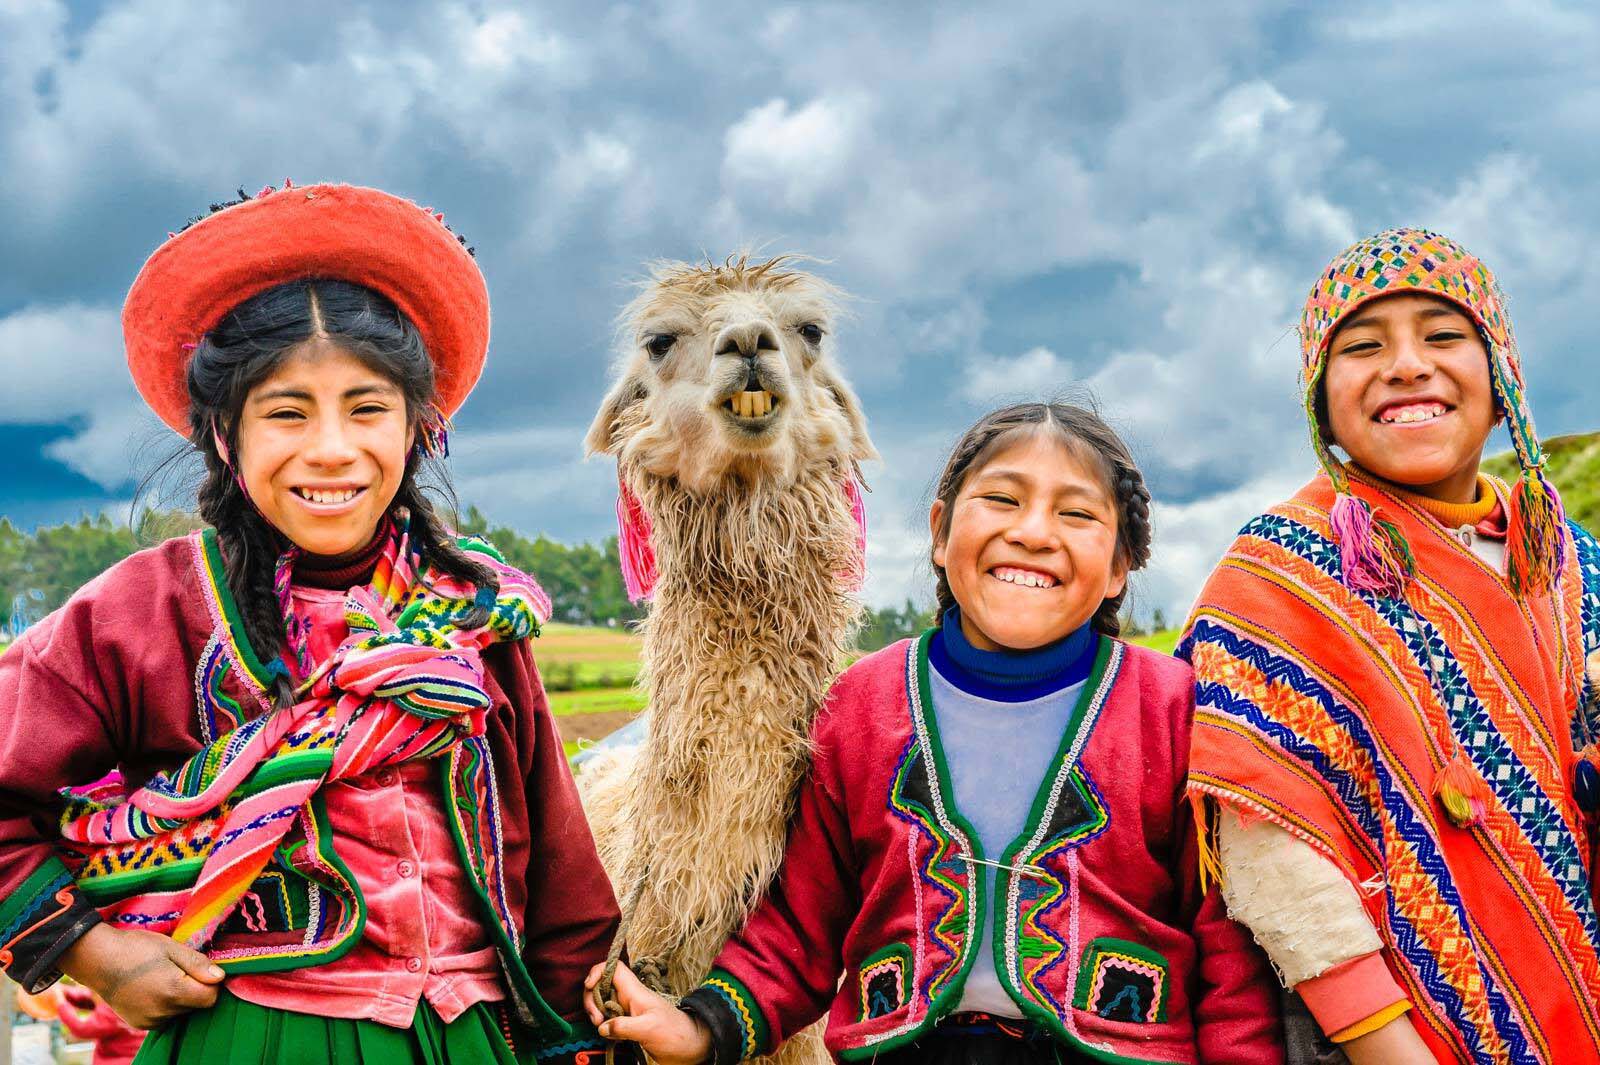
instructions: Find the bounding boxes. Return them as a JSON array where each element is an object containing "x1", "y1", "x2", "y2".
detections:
[
  {"x1": 1327, "y1": 493, "x2": 1414, "y2": 598},
  {"x1": 1505, "y1": 465, "x2": 1566, "y2": 597},
  {"x1": 616, "y1": 480, "x2": 657, "y2": 603},
  {"x1": 417, "y1": 403, "x2": 452, "y2": 458},
  {"x1": 1434, "y1": 748, "x2": 1489, "y2": 829}
]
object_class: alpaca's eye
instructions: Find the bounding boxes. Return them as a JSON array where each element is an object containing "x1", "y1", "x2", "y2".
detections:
[
  {"x1": 798, "y1": 323, "x2": 824, "y2": 344},
  {"x1": 645, "y1": 334, "x2": 676, "y2": 359}
]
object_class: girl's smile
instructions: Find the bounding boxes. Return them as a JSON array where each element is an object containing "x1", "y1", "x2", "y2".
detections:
[
  {"x1": 931, "y1": 433, "x2": 1127, "y2": 652},
  {"x1": 236, "y1": 338, "x2": 413, "y2": 557}
]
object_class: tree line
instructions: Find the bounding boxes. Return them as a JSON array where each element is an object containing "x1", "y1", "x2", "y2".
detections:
[{"x1": 0, "y1": 506, "x2": 933, "y2": 651}]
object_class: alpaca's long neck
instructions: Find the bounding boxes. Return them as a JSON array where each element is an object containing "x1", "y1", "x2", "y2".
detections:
[
  {"x1": 619, "y1": 461, "x2": 861, "y2": 978},
  {"x1": 634, "y1": 463, "x2": 861, "y2": 752}
]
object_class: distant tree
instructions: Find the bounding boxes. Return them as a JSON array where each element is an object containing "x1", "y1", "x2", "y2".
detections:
[
  {"x1": 4, "y1": 502, "x2": 643, "y2": 631},
  {"x1": 457, "y1": 506, "x2": 644, "y2": 626},
  {"x1": 855, "y1": 598, "x2": 936, "y2": 652}
]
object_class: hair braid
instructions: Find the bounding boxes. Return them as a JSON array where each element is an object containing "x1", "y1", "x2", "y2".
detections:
[
  {"x1": 1093, "y1": 461, "x2": 1152, "y2": 637},
  {"x1": 194, "y1": 435, "x2": 298, "y2": 709}
]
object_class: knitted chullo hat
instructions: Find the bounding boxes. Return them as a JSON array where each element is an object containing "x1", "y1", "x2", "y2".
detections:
[{"x1": 1300, "y1": 227, "x2": 1565, "y2": 600}]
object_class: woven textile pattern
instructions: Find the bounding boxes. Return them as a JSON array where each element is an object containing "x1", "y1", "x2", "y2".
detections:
[
  {"x1": 1300, "y1": 230, "x2": 1516, "y2": 382},
  {"x1": 1184, "y1": 475, "x2": 1600, "y2": 1065},
  {"x1": 57, "y1": 519, "x2": 550, "y2": 957}
]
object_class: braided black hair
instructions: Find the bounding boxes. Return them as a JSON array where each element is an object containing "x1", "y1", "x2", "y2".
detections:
[
  {"x1": 188, "y1": 278, "x2": 495, "y2": 710},
  {"x1": 929, "y1": 401, "x2": 1152, "y2": 637}
]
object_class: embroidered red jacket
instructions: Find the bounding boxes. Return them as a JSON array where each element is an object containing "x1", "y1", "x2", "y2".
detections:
[
  {"x1": 681, "y1": 633, "x2": 1283, "y2": 1064},
  {"x1": 0, "y1": 532, "x2": 617, "y2": 1062}
]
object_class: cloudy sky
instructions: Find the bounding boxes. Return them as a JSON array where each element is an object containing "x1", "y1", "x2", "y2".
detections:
[{"x1": 3, "y1": 0, "x2": 1598, "y2": 620}]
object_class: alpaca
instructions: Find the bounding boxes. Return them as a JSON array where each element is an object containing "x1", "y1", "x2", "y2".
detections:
[{"x1": 582, "y1": 255, "x2": 875, "y2": 1064}]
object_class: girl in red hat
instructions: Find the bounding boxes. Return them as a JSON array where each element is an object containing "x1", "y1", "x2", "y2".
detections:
[{"x1": 0, "y1": 183, "x2": 618, "y2": 1064}]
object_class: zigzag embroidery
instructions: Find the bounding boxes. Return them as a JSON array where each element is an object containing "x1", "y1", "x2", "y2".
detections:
[
  {"x1": 1004, "y1": 643, "x2": 1120, "y2": 1014},
  {"x1": 886, "y1": 736, "x2": 968, "y2": 1001}
]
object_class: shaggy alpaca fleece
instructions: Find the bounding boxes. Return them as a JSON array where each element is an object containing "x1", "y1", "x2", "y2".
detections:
[{"x1": 580, "y1": 257, "x2": 873, "y2": 1065}]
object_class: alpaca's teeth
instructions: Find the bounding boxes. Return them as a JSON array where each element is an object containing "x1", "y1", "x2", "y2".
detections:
[{"x1": 728, "y1": 391, "x2": 776, "y2": 419}]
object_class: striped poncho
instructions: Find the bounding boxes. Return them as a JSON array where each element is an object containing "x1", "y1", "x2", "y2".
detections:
[{"x1": 1183, "y1": 474, "x2": 1600, "y2": 1064}]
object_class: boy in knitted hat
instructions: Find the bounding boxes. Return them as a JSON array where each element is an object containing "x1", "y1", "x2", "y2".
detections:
[{"x1": 1183, "y1": 229, "x2": 1600, "y2": 1064}]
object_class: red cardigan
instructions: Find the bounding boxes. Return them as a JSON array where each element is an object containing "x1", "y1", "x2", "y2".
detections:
[
  {"x1": 0, "y1": 532, "x2": 617, "y2": 1062},
  {"x1": 682, "y1": 633, "x2": 1283, "y2": 1064}
]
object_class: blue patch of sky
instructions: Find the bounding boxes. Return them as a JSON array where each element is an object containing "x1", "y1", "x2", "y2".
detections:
[
  {"x1": 975, "y1": 262, "x2": 1150, "y2": 373},
  {"x1": 0, "y1": 424, "x2": 123, "y2": 528}
]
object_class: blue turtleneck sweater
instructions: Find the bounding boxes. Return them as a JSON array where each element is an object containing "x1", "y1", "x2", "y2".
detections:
[{"x1": 926, "y1": 606, "x2": 1098, "y2": 1017}]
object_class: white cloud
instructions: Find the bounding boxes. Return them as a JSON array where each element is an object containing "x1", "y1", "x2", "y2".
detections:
[
  {"x1": 463, "y1": 9, "x2": 569, "y2": 72},
  {"x1": 722, "y1": 96, "x2": 869, "y2": 212},
  {"x1": 1420, "y1": 153, "x2": 1580, "y2": 286},
  {"x1": 0, "y1": 302, "x2": 161, "y2": 488},
  {"x1": 1137, "y1": 466, "x2": 1308, "y2": 625},
  {"x1": 962, "y1": 347, "x2": 1075, "y2": 404}
]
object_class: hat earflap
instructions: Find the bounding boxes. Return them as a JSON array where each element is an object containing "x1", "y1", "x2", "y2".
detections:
[
  {"x1": 1490, "y1": 345, "x2": 1565, "y2": 597},
  {"x1": 1304, "y1": 370, "x2": 1414, "y2": 598}
]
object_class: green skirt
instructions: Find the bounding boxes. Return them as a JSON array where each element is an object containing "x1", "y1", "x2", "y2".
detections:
[{"x1": 134, "y1": 989, "x2": 521, "y2": 1065}]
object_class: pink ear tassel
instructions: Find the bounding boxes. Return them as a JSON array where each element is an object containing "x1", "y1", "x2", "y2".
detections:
[
  {"x1": 842, "y1": 477, "x2": 868, "y2": 592},
  {"x1": 616, "y1": 481, "x2": 658, "y2": 603},
  {"x1": 1328, "y1": 493, "x2": 1409, "y2": 597}
]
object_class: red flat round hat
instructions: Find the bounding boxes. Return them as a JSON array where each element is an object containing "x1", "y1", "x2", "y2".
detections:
[{"x1": 123, "y1": 181, "x2": 490, "y2": 434}]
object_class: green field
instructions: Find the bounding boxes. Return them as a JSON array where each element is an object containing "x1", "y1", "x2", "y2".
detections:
[
  {"x1": 535, "y1": 622, "x2": 643, "y2": 691},
  {"x1": 537, "y1": 623, "x2": 1188, "y2": 751},
  {"x1": 1483, "y1": 431, "x2": 1600, "y2": 534}
]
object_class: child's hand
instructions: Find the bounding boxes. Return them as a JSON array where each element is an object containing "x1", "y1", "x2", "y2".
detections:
[
  {"x1": 584, "y1": 961, "x2": 712, "y2": 1065},
  {"x1": 1587, "y1": 649, "x2": 1600, "y2": 698},
  {"x1": 58, "y1": 924, "x2": 224, "y2": 1029}
]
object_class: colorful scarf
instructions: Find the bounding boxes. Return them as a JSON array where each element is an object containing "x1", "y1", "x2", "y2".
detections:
[
  {"x1": 1184, "y1": 473, "x2": 1600, "y2": 1063},
  {"x1": 1299, "y1": 229, "x2": 1564, "y2": 600},
  {"x1": 57, "y1": 517, "x2": 550, "y2": 952}
]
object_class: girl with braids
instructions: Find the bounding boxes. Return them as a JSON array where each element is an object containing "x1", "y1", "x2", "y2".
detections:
[
  {"x1": 0, "y1": 183, "x2": 619, "y2": 1064},
  {"x1": 586, "y1": 402, "x2": 1283, "y2": 1064}
]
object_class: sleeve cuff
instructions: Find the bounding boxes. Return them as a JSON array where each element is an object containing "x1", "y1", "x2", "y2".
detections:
[
  {"x1": 681, "y1": 988, "x2": 748, "y2": 1065},
  {"x1": 1329, "y1": 1000, "x2": 1413, "y2": 1043},
  {"x1": 1294, "y1": 950, "x2": 1409, "y2": 1038},
  {"x1": 0, "y1": 860, "x2": 102, "y2": 993},
  {"x1": 682, "y1": 966, "x2": 772, "y2": 1065}
]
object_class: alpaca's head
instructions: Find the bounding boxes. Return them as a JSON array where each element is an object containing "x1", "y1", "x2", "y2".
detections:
[{"x1": 586, "y1": 255, "x2": 876, "y2": 492}]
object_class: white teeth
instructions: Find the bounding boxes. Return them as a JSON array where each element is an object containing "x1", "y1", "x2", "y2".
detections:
[
  {"x1": 994, "y1": 567, "x2": 1055, "y2": 588},
  {"x1": 1381, "y1": 403, "x2": 1446, "y2": 425},
  {"x1": 302, "y1": 488, "x2": 358, "y2": 505}
]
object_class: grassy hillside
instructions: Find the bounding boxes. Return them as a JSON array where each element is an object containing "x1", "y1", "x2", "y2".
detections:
[{"x1": 1483, "y1": 431, "x2": 1600, "y2": 535}]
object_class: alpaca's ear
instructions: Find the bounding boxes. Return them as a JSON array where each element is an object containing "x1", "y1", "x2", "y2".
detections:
[
  {"x1": 814, "y1": 360, "x2": 878, "y2": 463},
  {"x1": 586, "y1": 377, "x2": 646, "y2": 456}
]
